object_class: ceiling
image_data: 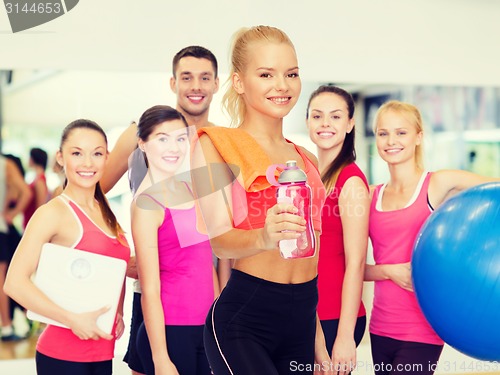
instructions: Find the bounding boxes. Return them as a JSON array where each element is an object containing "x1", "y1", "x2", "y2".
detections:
[{"x1": 1, "y1": 0, "x2": 500, "y2": 86}]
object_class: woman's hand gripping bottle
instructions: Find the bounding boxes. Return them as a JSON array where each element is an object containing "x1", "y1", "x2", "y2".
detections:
[{"x1": 266, "y1": 160, "x2": 315, "y2": 259}]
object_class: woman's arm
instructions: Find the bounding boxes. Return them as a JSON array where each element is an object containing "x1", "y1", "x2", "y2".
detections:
[
  {"x1": 366, "y1": 170, "x2": 499, "y2": 291},
  {"x1": 101, "y1": 122, "x2": 138, "y2": 194},
  {"x1": 217, "y1": 258, "x2": 233, "y2": 291},
  {"x1": 364, "y1": 262, "x2": 413, "y2": 292},
  {"x1": 115, "y1": 280, "x2": 127, "y2": 340},
  {"x1": 430, "y1": 170, "x2": 500, "y2": 208},
  {"x1": 4, "y1": 203, "x2": 113, "y2": 340},
  {"x1": 126, "y1": 255, "x2": 139, "y2": 279},
  {"x1": 364, "y1": 171, "x2": 498, "y2": 289},
  {"x1": 314, "y1": 315, "x2": 333, "y2": 375},
  {"x1": 364, "y1": 182, "x2": 412, "y2": 290},
  {"x1": 132, "y1": 201, "x2": 175, "y2": 371},
  {"x1": 191, "y1": 134, "x2": 306, "y2": 259},
  {"x1": 331, "y1": 177, "x2": 369, "y2": 371},
  {"x1": 212, "y1": 265, "x2": 220, "y2": 298}
]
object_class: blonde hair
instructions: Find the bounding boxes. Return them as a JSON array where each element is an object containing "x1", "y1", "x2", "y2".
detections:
[
  {"x1": 222, "y1": 25, "x2": 295, "y2": 127},
  {"x1": 373, "y1": 100, "x2": 425, "y2": 169}
]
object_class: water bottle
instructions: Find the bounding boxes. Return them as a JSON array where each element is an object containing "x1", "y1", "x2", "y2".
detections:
[{"x1": 266, "y1": 160, "x2": 316, "y2": 259}]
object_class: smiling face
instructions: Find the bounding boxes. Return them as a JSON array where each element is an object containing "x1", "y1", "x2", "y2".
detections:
[
  {"x1": 233, "y1": 41, "x2": 301, "y2": 121},
  {"x1": 139, "y1": 119, "x2": 189, "y2": 179},
  {"x1": 56, "y1": 128, "x2": 108, "y2": 189},
  {"x1": 170, "y1": 56, "x2": 219, "y2": 119},
  {"x1": 375, "y1": 109, "x2": 423, "y2": 166},
  {"x1": 307, "y1": 92, "x2": 354, "y2": 152}
]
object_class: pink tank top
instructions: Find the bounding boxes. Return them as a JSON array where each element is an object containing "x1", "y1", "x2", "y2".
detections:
[
  {"x1": 369, "y1": 172, "x2": 443, "y2": 345},
  {"x1": 37, "y1": 195, "x2": 130, "y2": 362},
  {"x1": 143, "y1": 189, "x2": 214, "y2": 325}
]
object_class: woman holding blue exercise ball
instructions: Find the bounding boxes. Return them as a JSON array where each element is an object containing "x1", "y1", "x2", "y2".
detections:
[
  {"x1": 412, "y1": 181, "x2": 500, "y2": 362},
  {"x1": 364, "y1": 100, "x2": 500, "y2": 375}
]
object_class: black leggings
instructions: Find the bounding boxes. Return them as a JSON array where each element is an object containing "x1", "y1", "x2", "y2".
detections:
[
  {"x1": 321, "y1": 315, "x2": 366, "y2": 354},
  {"x1": 204, "y1": 269, "x2": 318, "y2": 375},
  {"x1": 35, "y1": 351, "x2": 112, "y2": 375},
  {"x1": 370, "y1": 333, "x2": 443, "y2": 375},
  {"x1": 136, "y1": 323, "x2": 210, "y2": 375}
]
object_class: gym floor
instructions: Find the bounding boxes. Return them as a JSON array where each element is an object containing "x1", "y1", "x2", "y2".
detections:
[
  {"x1": 1, "y1": 332, "x2": 499, "y2": 375},
  {"x1": 1, "y1": 282, "x2": 498, "y2": 374}
]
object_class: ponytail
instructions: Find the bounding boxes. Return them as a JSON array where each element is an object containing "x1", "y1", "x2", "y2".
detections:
[{"x1": 94, "y1": 182, "x2": 126, "y2": 244}]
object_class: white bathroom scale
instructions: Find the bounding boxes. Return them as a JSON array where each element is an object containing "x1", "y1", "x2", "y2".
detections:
[{"x1": 27, "y1": 243, "x2": 127, "y2": 334}]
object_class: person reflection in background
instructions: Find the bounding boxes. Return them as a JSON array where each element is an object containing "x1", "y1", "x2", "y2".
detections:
[
  {"x1": 23, "y1": 147, "x2": 49, "y2": 228},
  {"x1": 1, "y1": 153, "x2": 31, "y2": 342}
]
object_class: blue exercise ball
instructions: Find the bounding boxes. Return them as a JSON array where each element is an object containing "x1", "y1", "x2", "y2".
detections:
[{"x1": 412, "y1": 182, "x2": 500, "y2": 362}]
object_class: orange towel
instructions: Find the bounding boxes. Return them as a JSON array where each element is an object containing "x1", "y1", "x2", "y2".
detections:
[{"x1": 197, "y1": 127, "x2": 274, "y2": 192}]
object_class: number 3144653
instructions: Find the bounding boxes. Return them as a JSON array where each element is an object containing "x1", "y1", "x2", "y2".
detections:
[{"x1": 5, "y1": 2, "x2": 62, "y2": 14}]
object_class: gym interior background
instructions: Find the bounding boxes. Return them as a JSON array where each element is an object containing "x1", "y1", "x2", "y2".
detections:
[{"x1": 1, "y1": 1, "x2": 499, "y2": 374}]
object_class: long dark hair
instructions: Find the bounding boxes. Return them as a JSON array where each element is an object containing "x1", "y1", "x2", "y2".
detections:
[
  {"x1": 60, "y1": 119, "x2": 125, "y2": 240},
  {"x1": 306, "y1": 85, "x2": 356, "y2": 192}
]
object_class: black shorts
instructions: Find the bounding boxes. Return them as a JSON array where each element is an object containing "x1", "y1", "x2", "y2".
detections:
[
  {"x1": 36, "y1": 351, "x2": 112, "y2": 375},
  {"x1": 204, "y1": 269, "x2": 318, "y2": 375},
  {"x1": 320, "y1": 315, "x2": 366, "y2": 353},
  {"x1": 137, "y1": 323, "x2": 210, "y2": 375},
  {"x1": 0, "y1": 232, "x2": 8, "y2": 262},
  {"x1": 370, "y1": 333, "x2": 443, "y2": 375},
  {"x1": 0, "y1": 225, "x2": 21, "y2": 263}
]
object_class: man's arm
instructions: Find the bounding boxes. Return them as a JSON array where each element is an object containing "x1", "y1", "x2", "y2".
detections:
[{"x1": 101, "y1": 122, "x2": 138, "y2": 194}]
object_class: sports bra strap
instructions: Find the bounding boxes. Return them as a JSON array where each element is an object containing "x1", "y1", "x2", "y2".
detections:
[
  {"x1": 182, "y1": 181, "x2": 194, "y2": 196},
  {"x1": 139, "y1": 181, "x2": 194, "y2": 209},
  {"x1": 140, "y1": 193, "x2": 166, "y2": 210}
]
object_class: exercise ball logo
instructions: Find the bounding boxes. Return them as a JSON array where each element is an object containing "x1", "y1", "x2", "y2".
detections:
[{"x1": 4, "y1": 0, "x2": 79, "y2": 33}]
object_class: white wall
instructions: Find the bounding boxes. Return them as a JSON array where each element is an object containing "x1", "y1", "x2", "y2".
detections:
[
  {"x1": 1, "y1": 1, "x2": 500, "y2": 370},
  {"x1": 3, "y1": 0, "x2": 500, "y2": 159},
  {"x1": 1, "y1": 0, "x2": 500, "y2": 86}
]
